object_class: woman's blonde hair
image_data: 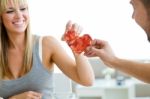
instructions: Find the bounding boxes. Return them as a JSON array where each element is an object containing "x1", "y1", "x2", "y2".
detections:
[{"x1": 0, "y1": 0, "x2": 33, "y2": 79}]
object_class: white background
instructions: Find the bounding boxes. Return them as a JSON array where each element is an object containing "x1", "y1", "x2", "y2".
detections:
[{"x1": 28, "y1": 0, "x2": 150, "y2": 60}]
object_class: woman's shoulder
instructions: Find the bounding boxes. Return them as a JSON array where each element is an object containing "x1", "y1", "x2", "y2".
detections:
[
  {"x1": 40, "y1": 35, "x2": 62, "y2": 49},
  {"x1": 42, "y1": 35, "x2": 56, "y2": 40},
  {"x1": 42, "y1": 35, "x2": 59, "y2": 44}
]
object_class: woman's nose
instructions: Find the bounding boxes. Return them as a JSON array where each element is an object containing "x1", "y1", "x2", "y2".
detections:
[{"x1": 14, "y1": 10, "x2": 23, "y2": 19}]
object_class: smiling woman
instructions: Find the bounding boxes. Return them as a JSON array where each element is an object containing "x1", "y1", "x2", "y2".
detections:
[
  {"x1": 0, "y1": 0, "x2": 94, "y2": 98},
  {"x1": 0, "y1": 0, "x2": 32, "y2": 79}
]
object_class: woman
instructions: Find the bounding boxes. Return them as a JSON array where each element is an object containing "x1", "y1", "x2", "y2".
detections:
[{"x1": 0, "y1": 0, "x2": 94, "y2": 98}]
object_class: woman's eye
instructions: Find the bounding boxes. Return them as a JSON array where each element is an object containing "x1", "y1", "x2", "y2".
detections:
[
  {"x1": 6, "y1": 10, "x2": 14, "y2": 13},
  {"x1": 20, "y1": 8, "x2": 26, "y2": 11}
]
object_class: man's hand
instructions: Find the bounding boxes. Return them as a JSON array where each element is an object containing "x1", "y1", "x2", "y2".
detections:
[{"x1": 84, "y1": 39, "x2": 116, "y2": 66}]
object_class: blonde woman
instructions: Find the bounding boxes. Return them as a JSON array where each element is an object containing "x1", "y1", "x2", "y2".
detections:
[{"x1": 0, "y1": 0, "x2": 94, "y2": 98}]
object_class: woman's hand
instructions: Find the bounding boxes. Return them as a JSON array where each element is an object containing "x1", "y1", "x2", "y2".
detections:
[
  {"x1": 61, "y1": 20, "x2": 81, "y2": 42},
  {"x1": 9, "y1": 91, "x2": 42, "y2": 99},
  {"x1": 62, "y1": 21, "x2": 92, "y2": 54}
]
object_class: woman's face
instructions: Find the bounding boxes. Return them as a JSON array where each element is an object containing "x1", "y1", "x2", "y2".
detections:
[{"x1": 1, "y1": 0, "x2": 29, "y2": 35}]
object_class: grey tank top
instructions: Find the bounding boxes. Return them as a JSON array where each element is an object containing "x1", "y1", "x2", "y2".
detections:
[{"x1": 0, "y1": 36, "x2": 54, "y2": 99}]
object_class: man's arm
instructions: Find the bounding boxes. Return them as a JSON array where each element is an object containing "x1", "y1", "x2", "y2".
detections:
[
  {"x1": 112, "y1": 58, "x2": 150, "y2": 83},
  {"x1": 85, "y1": 39, "x2": 150, "y2": 83}
]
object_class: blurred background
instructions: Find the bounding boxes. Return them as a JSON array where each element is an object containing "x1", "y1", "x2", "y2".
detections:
[{"x1": 28, "y1": 0, "x2": 150, "y2": 59}]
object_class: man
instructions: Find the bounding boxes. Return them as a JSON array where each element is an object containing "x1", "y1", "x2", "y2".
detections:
[{"x1": 85, "y1": 0, "x2": 150, "y2": 83}]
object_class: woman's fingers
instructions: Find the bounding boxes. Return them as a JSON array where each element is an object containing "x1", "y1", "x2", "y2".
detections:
[
  {"x1": 65, "y1": 20, "x2": 72, "y2": 33},
  {"x1": 66, "y1": 21, "x2": 82, "y2": 34},
  {"x1": 28, "y1": 91, "x2": 42, "y2": 99}
]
